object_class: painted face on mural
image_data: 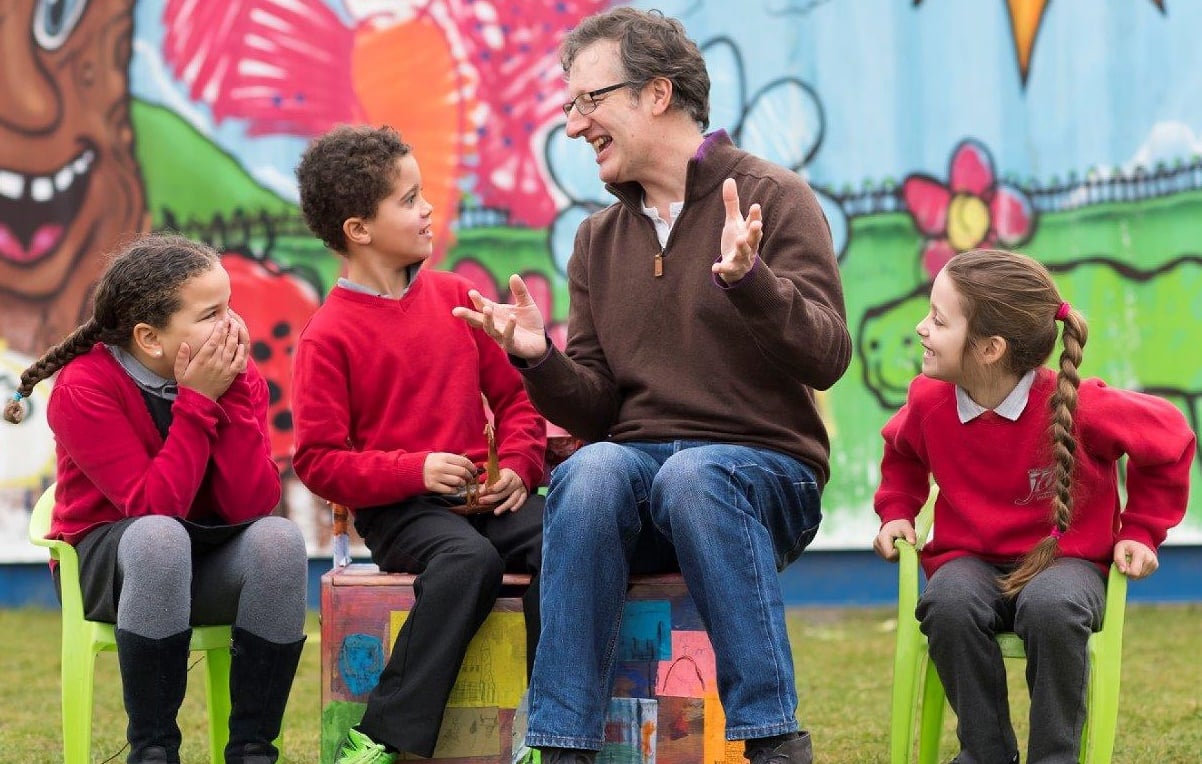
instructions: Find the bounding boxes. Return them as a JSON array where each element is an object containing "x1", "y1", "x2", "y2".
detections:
[
  {"x1": 0, "y1": 0, "x2": 146, "y2": 355},
  {"x1": 564, "y1": 39, "x2": 648, "y2": 186}
]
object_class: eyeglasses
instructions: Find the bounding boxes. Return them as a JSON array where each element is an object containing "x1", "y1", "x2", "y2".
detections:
[{"x1": 562, "y1": 82, "x2": 634, "y2": 117}]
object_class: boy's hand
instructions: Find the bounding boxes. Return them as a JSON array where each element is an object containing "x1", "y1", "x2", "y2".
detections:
[
  {"x1": 423, "y1": 452, "x2": 478, "y2": 494},
  {"x1": 1114, "y1": 540, "x2": 1159, "y2": 579},
  {"x1": 176, "y1": 317, "x2": 246, "y2": 401},
  {"x1": 474, "y1": 468, "x2": 528, "y2": 515},
  {"x1": 873, "y1": 519, "x2": 917, "y2": 562}
]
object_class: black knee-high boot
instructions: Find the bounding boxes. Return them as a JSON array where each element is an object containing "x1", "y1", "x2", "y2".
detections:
[
  {"x1": 224, "y1": 627, "x2": 306, "y2": 764},
  {"x1": 115, "y1": 628, "x2": 192, "y2": 764}
]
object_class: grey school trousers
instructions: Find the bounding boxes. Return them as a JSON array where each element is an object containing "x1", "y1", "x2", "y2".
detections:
[{"x1": 916, "y1": 556, "x2": 1106, "y2": 764}]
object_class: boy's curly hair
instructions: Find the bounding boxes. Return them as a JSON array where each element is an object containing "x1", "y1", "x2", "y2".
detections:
[{"x1": 295, "y1": 125, "x2": 411, "y2": 253}]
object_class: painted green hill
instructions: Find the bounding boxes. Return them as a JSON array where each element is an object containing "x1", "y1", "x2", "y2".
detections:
[{"x1": 130, "y1": 99, "x2": 298, "y2": 227}]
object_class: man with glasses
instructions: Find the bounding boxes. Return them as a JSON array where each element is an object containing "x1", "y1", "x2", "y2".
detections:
[{"x1": 454, "y1": 8, "x2": 849, "y2": 764}]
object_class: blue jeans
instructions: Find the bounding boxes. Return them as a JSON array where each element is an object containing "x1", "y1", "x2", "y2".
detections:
[{"x1": 525, "y1": 440, "x2": 823, "y2": 750}]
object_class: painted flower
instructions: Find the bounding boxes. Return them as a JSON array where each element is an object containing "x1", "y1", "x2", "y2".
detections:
[
  {"x1": 542, "y1": 37, "x2": 848, "y2": 276},
  {"x1": 902, "y1": 139, "x2": 1036, "y2": 278}
]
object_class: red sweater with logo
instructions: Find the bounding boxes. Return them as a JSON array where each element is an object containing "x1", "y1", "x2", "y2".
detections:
[
  {"x1": 291, "y1": 271, "x2": 546, "y2": 509},
  {"x1": 875, "y1": 369, "x2": 1196, "y2": 577},
  {"x1": 47, "y1": 345, "x2": 281, "y2": 545}
]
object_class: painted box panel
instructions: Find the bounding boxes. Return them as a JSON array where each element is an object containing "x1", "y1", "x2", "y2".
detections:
[{"x1": 320, "y1": 566, "x2": 744, "y2": 763}]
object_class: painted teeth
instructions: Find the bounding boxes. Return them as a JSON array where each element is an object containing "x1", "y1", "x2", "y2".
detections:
[{"x1": 0, "y1": 148, "x2": 95, "y2": 202}]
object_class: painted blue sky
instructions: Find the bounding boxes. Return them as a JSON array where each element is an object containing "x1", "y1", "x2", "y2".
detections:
[{"x1": 130, "y1": 0, "x2": 1202, "y2": 201}]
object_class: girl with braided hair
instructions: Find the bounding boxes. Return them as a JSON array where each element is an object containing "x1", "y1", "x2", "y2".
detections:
[
  {"x1": 871, "y1": 249, "x2": 1194, "y2": 764},
  {"x1": 6, "y1": 233, "x2": 307, "y2": 764}
]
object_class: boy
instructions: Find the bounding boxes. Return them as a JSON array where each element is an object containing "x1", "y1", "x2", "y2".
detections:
[{"x1": 292, "y1": 125, "x2": 546, "y2": 764}]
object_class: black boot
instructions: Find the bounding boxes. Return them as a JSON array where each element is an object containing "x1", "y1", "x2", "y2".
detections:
[
  {"x1": 115, "y1": 628, "x2": 192, "y2": 764},
  {"x1": 224, "y1": 627, "x2": 306, "y2": 764}
]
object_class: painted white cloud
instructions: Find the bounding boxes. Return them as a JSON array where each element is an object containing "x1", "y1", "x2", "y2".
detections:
[{"x1": 1125, "y1": 121, "x2": 1202, "y2": 173}]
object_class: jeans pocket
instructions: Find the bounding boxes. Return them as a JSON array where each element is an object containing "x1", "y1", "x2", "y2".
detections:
[{"x1": 780, "y1": 480, "x2": 822, "y2": 569}]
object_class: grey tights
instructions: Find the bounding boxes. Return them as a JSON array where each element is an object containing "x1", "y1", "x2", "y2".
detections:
[{"x1": 115, "y1": 515, "x2": 307, "y2": 643}]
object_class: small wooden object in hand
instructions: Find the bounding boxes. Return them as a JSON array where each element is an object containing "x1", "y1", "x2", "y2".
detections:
[{"x1": 456, "y1": 422, "x2": 500, "y2": 515}]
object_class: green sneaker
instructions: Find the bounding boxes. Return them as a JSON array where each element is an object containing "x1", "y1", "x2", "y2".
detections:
[{"x1": 335, "y1": 728, "x2": 396, "y2": 764}]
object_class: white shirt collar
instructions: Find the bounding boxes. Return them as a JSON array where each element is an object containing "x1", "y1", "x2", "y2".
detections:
[
  {"x1": 641, "y1": 199, "x2": 684, "y2": 248},
  {"x1": 955, "y1": 369, "x2": 1038, "y2": 423}
]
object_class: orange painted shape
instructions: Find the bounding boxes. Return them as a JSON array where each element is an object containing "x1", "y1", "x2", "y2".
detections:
[
  {"x1": 351, "y1": 18, "x2": 467, "y2": 264},
  {"x1": 1005, "y1": 0, "x2": 1049, "y2": 81}
]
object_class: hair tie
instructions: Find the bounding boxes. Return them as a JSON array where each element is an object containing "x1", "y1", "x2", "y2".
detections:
[
  {"x1": 1050, "y1": 526, "x2": 1064, "y2": 540},
  {"x1": 1055, "y1": 302, "x2": 1071, "y2": 321},
  {"x1": 10, "y1": 391, "x2": 23, "y2": 402}
]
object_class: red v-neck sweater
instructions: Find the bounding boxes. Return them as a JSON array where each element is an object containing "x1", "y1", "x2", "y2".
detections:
[
  {"x1": 47, "y1": 345, "x2": 282, "y2": 544},
  {"x1": 291, "y1": 271, "x2": 546, "y2": 509},
  {"x1": 875, "y1": 369, "x2": 1196, "y2": 577}
]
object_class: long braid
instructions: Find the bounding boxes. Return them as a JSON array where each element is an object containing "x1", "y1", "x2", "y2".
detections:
[
  {"x1": 4, "y1": 320, "x2": 105, "y2": 424},
  {"x1": 998, "y1": 305, "x2": 1088, "y2": 597}
]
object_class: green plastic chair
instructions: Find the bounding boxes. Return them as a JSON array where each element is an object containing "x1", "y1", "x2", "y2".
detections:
[
  {"x1": 889, "y1": 537, "x2": 1128, "y2": 764},
  {"x1": 27, "y1": 484, "x2": 234, "y2": 764}
]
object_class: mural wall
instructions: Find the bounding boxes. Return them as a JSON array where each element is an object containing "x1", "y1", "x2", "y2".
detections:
[{"x1": 3, "y1": 0, "x2": 1200, "y2": 561}]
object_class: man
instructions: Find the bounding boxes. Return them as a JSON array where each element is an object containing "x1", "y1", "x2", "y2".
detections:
[{"x1": 454, "y1": 8, "x2": 850, "y2": 764}]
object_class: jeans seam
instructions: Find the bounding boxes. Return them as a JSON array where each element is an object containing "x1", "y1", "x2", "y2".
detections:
[{"x1": 729, "y1": 464, "x2": 791, "y2": 727}]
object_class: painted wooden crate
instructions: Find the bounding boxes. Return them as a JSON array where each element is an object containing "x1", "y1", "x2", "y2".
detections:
[{"x1": 320, "y1": 565, "x2": 746, "y2": 763}]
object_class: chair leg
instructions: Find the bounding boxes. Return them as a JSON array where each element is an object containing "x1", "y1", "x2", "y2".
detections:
[
  {"x1": 61, "y1": 636, "x2": 100, "y2": 764},
  {"x1": 205, "y1": 646, "x2": 233, "y2": 764},
  {"x1": 917, "y1": 658, "x2": 946, "y2": 764},
  {"x1": 1083, "y1": 643, "x2": 1121, "y2": 764},
  {"x1": 890, "y1": 632, "x2": 924, "y2": 763}
]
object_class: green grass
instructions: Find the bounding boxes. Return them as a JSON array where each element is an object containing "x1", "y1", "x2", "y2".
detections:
[{"x1": 2, "y1": 605, "x2": 1198, "y2": 763}]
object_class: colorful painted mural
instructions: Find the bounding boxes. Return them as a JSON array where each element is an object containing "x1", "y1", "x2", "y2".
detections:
[{"x1": 3, "y1": 0, "x2": 1200, "y2": 563}]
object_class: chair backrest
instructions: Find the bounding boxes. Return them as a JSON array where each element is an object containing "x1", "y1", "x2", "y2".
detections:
[
  {"x1": 27, "y1": 483, "x2": 55, "y2": 548},
  {"x1": 26, "y1": 483, "x2": 89, "y2": 623}
]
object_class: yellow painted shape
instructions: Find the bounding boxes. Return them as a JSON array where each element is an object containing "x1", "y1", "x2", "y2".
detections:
[{"x1": 389, "y1": 610, "x2": 527, "y2": 708}]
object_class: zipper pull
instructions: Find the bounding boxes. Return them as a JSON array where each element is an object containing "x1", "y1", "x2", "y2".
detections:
[{"x1": 654, "y1": 251, "x2": 664, "y2": 278}]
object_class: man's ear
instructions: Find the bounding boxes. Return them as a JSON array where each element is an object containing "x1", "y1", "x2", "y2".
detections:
[
  {"x1": 132, "y1": 323, "x2": 162, "y2": 358},
  {"x1": 648, "y1": 76, "x2": 674, "y2": 115},
  {"x1": 975, "y1": 335, "x2": 1008, "y2": 367},
  {"x1": 343, "y1": 217, "x2": 371, "y2": 246}
]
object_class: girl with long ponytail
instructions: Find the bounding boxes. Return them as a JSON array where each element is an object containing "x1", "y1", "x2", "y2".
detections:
[{"x1": 872, "y1": 249, "x2": 1194, "y2": 764}]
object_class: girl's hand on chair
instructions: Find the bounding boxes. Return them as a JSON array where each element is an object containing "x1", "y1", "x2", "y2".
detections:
[
  {"x1": 873, "y1": 519, "x2": 917, "y2": 562},
  {"x1": 475, "y1": 468, "x2": 527, "y2": 515},
  {"x1": 1114, "y1": 539, "x2": 1158, "y2": 579}
]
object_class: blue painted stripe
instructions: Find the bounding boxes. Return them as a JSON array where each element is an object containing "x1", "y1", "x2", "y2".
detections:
[{"x1": 3, "y1": 546, "x2": 1200, "y2": 610}]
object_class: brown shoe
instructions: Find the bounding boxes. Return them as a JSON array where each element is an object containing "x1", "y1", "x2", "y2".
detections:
[
  {"x1": 538, "y1": 748, "x2": 598, "y2": 764},
  {"x1": 746, "y1": 731, "x2": 813, "y2": 764}
]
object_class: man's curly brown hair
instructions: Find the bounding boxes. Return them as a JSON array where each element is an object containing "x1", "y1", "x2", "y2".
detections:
[{"x1": 295, "y1": 125, "x2": 411, "y2": 253}]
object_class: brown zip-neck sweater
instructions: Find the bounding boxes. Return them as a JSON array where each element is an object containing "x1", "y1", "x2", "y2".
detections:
[{"x1": 520, "y1": 131, "x2": 850, "y2": 484}]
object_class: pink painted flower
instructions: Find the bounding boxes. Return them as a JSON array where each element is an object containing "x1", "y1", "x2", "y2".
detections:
[{"x1": 902, "y1": 139, "x2": 1035, "y2": 277}]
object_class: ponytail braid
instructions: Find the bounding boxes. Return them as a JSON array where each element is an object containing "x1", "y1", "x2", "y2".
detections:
[
  {"x1": 999, "y1": 306, "x2": 1087, "y2": 597},
  {"x1": 4, "y1": 320, "x2": 104, "y2": 424}
]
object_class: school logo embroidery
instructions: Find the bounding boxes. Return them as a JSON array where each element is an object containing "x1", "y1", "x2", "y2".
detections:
[{"x1": 1016, "y1": 466, "x2": 1056, "y2": 505}]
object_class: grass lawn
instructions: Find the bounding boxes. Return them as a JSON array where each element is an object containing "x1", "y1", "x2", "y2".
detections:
[{"x1": 1, "y1": 604, "x2": 1198, "y2": 763}]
